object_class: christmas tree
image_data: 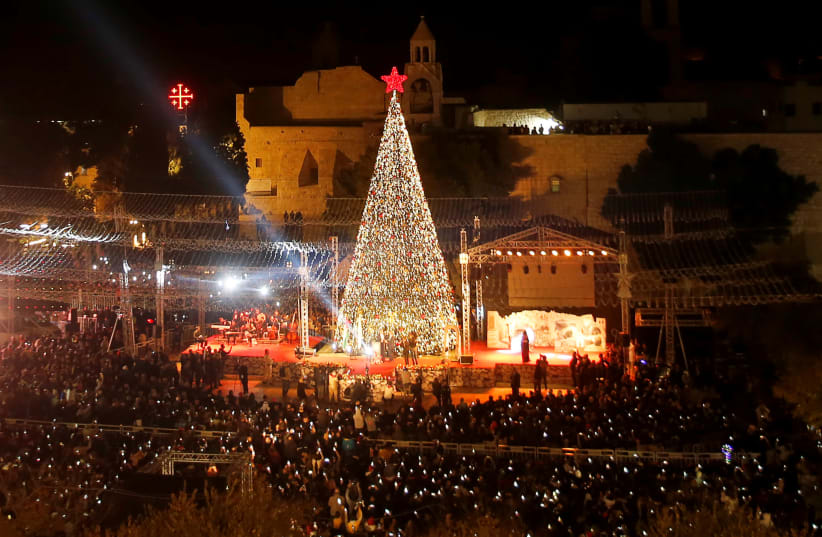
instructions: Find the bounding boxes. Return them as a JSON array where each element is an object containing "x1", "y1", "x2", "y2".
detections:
[{"x1": 335, "y1": 67, "x2": 457, "y2": 355}]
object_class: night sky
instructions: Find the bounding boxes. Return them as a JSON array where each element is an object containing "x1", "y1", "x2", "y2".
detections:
[{"x1": 2, "y1": 1, "x2": 822, "y2": 120}]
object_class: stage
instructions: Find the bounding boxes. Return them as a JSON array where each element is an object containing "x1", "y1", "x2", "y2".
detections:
[{"x1": 184, "y1": 336, "x2": 592, "y2": 388}]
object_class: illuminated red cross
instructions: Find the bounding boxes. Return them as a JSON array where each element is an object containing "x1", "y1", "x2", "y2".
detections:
[
  {"x1": 168, "y1": 83, "x2": 194, "y2": 110},
  {"x1": 381, "y1": 66, "x2": 407, "y2": 93}
]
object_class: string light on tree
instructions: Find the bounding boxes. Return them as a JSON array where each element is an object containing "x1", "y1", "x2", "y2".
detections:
[{"x1": 335, "y1": 66, "x2": 457, "y2": 355}]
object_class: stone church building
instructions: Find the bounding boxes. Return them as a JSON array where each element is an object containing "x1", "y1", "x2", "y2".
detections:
[
  {"x1": 236, "y1": 19, "x2": 822, "y2": 279},
  {"x1": 237, "y1": 18, "x2": 465, "y2": 219}
]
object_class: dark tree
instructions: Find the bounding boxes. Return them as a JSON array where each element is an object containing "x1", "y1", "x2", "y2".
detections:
[
  {"x1": 175, "y1": 85, "x2": 250, "y2": 196},
  {"x1": 212, "y1": 121, "x2": 250, "y2": 192},
  {"x1": 123, "y1": 120, "x2": 175, "y2": 193},
  {"x1": 614, "y1": 130, "x2": 712, "y2": 194},
  {"x1": 602, "y1": 130, "x2": 817, "y2": 244},
  {"x1": 414, "y1": 129, "x2": 534, "y2": 197},
  {"x1": 333, "y1": 129, "x2": 532, "y2": 198},
  {"x1": 713, "y1": 144, "x2": 818, "y2": 243},
  {"x1": 334, "y1": 142, "x2": 378, "y2": 197},
  {"x1": 0, "y1": 121, "x2": 72, "y2": 187}
]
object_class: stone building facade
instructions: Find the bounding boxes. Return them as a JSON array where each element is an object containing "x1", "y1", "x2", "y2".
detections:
[
  {"x1": 236, "y1": 20, "x2": 822, "y2": 279},
  {"x1": 507, "y1": 132, "x2": 822, "y2": 279},
  {"x1": 236, "y1": 18, "x2": 458, "y2": 220}
]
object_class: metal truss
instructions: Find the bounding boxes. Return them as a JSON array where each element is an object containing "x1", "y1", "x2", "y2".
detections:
[
  {"x1": 156, "y1": 451, "x2": 253, "y2": 494},
  {"x1": 466, "y1": 226, "x2": 619, "y2": 265}
]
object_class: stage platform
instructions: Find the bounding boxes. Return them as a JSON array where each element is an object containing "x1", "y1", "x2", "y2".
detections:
[{"x1": 184, "y1": 336, "x2": 589, "y2": 389}]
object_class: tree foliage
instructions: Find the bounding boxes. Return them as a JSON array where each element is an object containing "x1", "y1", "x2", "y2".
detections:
[
  {"x1": 334, "y1": 143, "x2": 379, "y2": 197},
  {"x1": 83, "y1": 480, "x2": 310, "y2": 537},
  {"x1": 175, "y1": 123, "x2": 250, "y2": 196},
  {"x1": 0, "y1": 121, "x2": 73, "y2": 187},
  {"x1": 647, "y1": 502, "x2": 811, "y2": 537},
  {"x1": 174, "y1": 85, "x2": 250, "y2": 196},
  {"x1": 713, "y1": 145, "x2": 818, "y2": 243},
  {"x1": 615, "y1": 130, "x2": 712, "y2": 194},
  {"x1": 415, "y1": 129, "x2": 534, "y2": 197},
  {"x1": 74, "y1": 479, "x2": 524, "y2": 537},
  {"x1": 335, "y1": 129, "x2": 534, "y2": 198},
  {"x1": 717, "y1": 303, "x2": 822, "y2": 426},
  {"x1": 603, "y1": 130, "x2": 818, "y2": 244}
]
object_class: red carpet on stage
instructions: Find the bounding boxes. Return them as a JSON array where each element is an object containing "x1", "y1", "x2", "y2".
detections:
[{"x1": 185, "y1": 336, "x2": 578, "y2": 376}]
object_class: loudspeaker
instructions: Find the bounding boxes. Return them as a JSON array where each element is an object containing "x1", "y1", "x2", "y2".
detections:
[{"x1": 459, "y1": 354, "x2": 474, "y2": 365}]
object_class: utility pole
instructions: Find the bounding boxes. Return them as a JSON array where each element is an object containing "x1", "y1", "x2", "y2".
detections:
[
  {"x1": 119, "y1": 271, "x2": 135, "y2": 355},
  {"x1": 663, "y1": 203, "x2": 675, "y2": 368},
  {"x1": 459, "y1": 229, "x2": 471, "y2": 355},
  {"x1": 330, "y1": 236, "x2": 339, "y2": 327},
  {"x1": 155, "y1": 247, "x2": 165, "y2": 351},
  {"x1": 299, "y1": 249, "x2": 309, "y2": 353}
]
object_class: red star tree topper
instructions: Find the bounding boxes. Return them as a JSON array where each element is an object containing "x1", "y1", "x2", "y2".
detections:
[{"x1": 381, "y1": 66, "x2": 408, "y2": 93}]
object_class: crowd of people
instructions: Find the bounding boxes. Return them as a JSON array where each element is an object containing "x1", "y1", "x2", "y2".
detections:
[
  {"x1": 0, "y1": 333, "x2": 819, "y2": 536},
  {"x1": 500, "y1": 120, "x2": 655, "y2": 136},
  {"x1": 561, "y1": 120, "x2": 653, "y2": 135},
  {"x1": 502, "y1": 123, "x2": 551, "y2": 135}
]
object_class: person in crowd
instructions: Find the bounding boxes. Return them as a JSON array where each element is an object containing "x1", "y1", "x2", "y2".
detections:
[
  {"x1": 534, "y1": 355, "x2": 544, "y2": 393},
  {"x1": 411, "y1": 374, "x2": 423, "y2": 407},
  {"x1": 409, "y1": 331, "x2": 419, "y2": 366},
  {"x1": 520, "y1": 331, "x2": 530, "y2": 363},
  {"x1": 510, "y1": 369, "x2": 521, "y2": 398},
  {"x1": 238, "y1": 362, "x2": 249, "y2": 394},
  {"x1": 280, "y1": 365, "x2": 290, "y2": 401},
  {"x1": 329, "y1": 371, "x2": 339, "y2": 402},
  {"x1": 570, "y1": 351, "x2": 579, "y2": 387},
  {"x1": 297, "y1": 375, "x2": 307, "y2": 401}
]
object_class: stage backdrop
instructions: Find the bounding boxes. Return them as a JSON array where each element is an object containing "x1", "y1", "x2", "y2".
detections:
[
  {"x1": 506, "y1": 258, "x2": 595, "y2": 308},
  {"x1": 486, "y1": 309, "x2": 606, "y2": 352}
]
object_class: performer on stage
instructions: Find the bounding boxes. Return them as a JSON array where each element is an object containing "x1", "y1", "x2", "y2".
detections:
[
  {"x1": 521, "y1": 331, "x2": 530, "y2": 363},
  {"x1": 379, "y1": 327, "x2": 388, "y2": 360},
  {"x1": 193, "y1": 325, "x2": 208, "y2": 350}
]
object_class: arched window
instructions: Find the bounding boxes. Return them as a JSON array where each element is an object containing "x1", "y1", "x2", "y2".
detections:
[
  {"x1": 422, "y1": 47, "x2": 429, "y2": 62},
  {"x1": 550, "y1": 175, "x2": 562, "y2": 193},
  {"x1": 415, "y1": 47, "x2": 421, "y2": 62},
  {"x1": 409, "y1": 78, "x2": 433, "y2": 113}
]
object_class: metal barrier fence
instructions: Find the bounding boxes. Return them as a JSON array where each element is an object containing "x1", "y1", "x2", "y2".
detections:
[
  {"x1": 4, "y1": 418, "x2": 725, "y2": 464},
  {"x1": 368, "y1": 439, "x2": 725, "y2": 464},
  {"x1": 2, "y1": 418, "x2": 234, "y2": 439}
]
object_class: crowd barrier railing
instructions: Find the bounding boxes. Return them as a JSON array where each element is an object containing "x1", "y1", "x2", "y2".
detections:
[
  {"x1": 369, "y1": 438, "x2": 724, "y2": 463},
  {"x1": 3, "y1": 418, "x2": 234, "y2": 439},
  {"x1": 4, "y1": 418, "x2": 726, "y2": 463}
]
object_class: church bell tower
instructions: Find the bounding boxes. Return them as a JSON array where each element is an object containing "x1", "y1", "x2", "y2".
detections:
[{"x1": 403, "y1": 17, "x2": 443, "y2": 126}]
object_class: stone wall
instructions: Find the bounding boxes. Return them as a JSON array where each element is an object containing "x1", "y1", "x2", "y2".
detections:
[
  {"x1": 509, "y1": 133, "x2": 822, "y2": 277},
  {"x1": 244, "y1": 67, "x2": 387, "y2": 125},
  {"x1": 237, "y1": 115, "x2": 822, "y2": 277},
  {"x1": 238, "y1": 89, "x2": 379, "y2": 219}
]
